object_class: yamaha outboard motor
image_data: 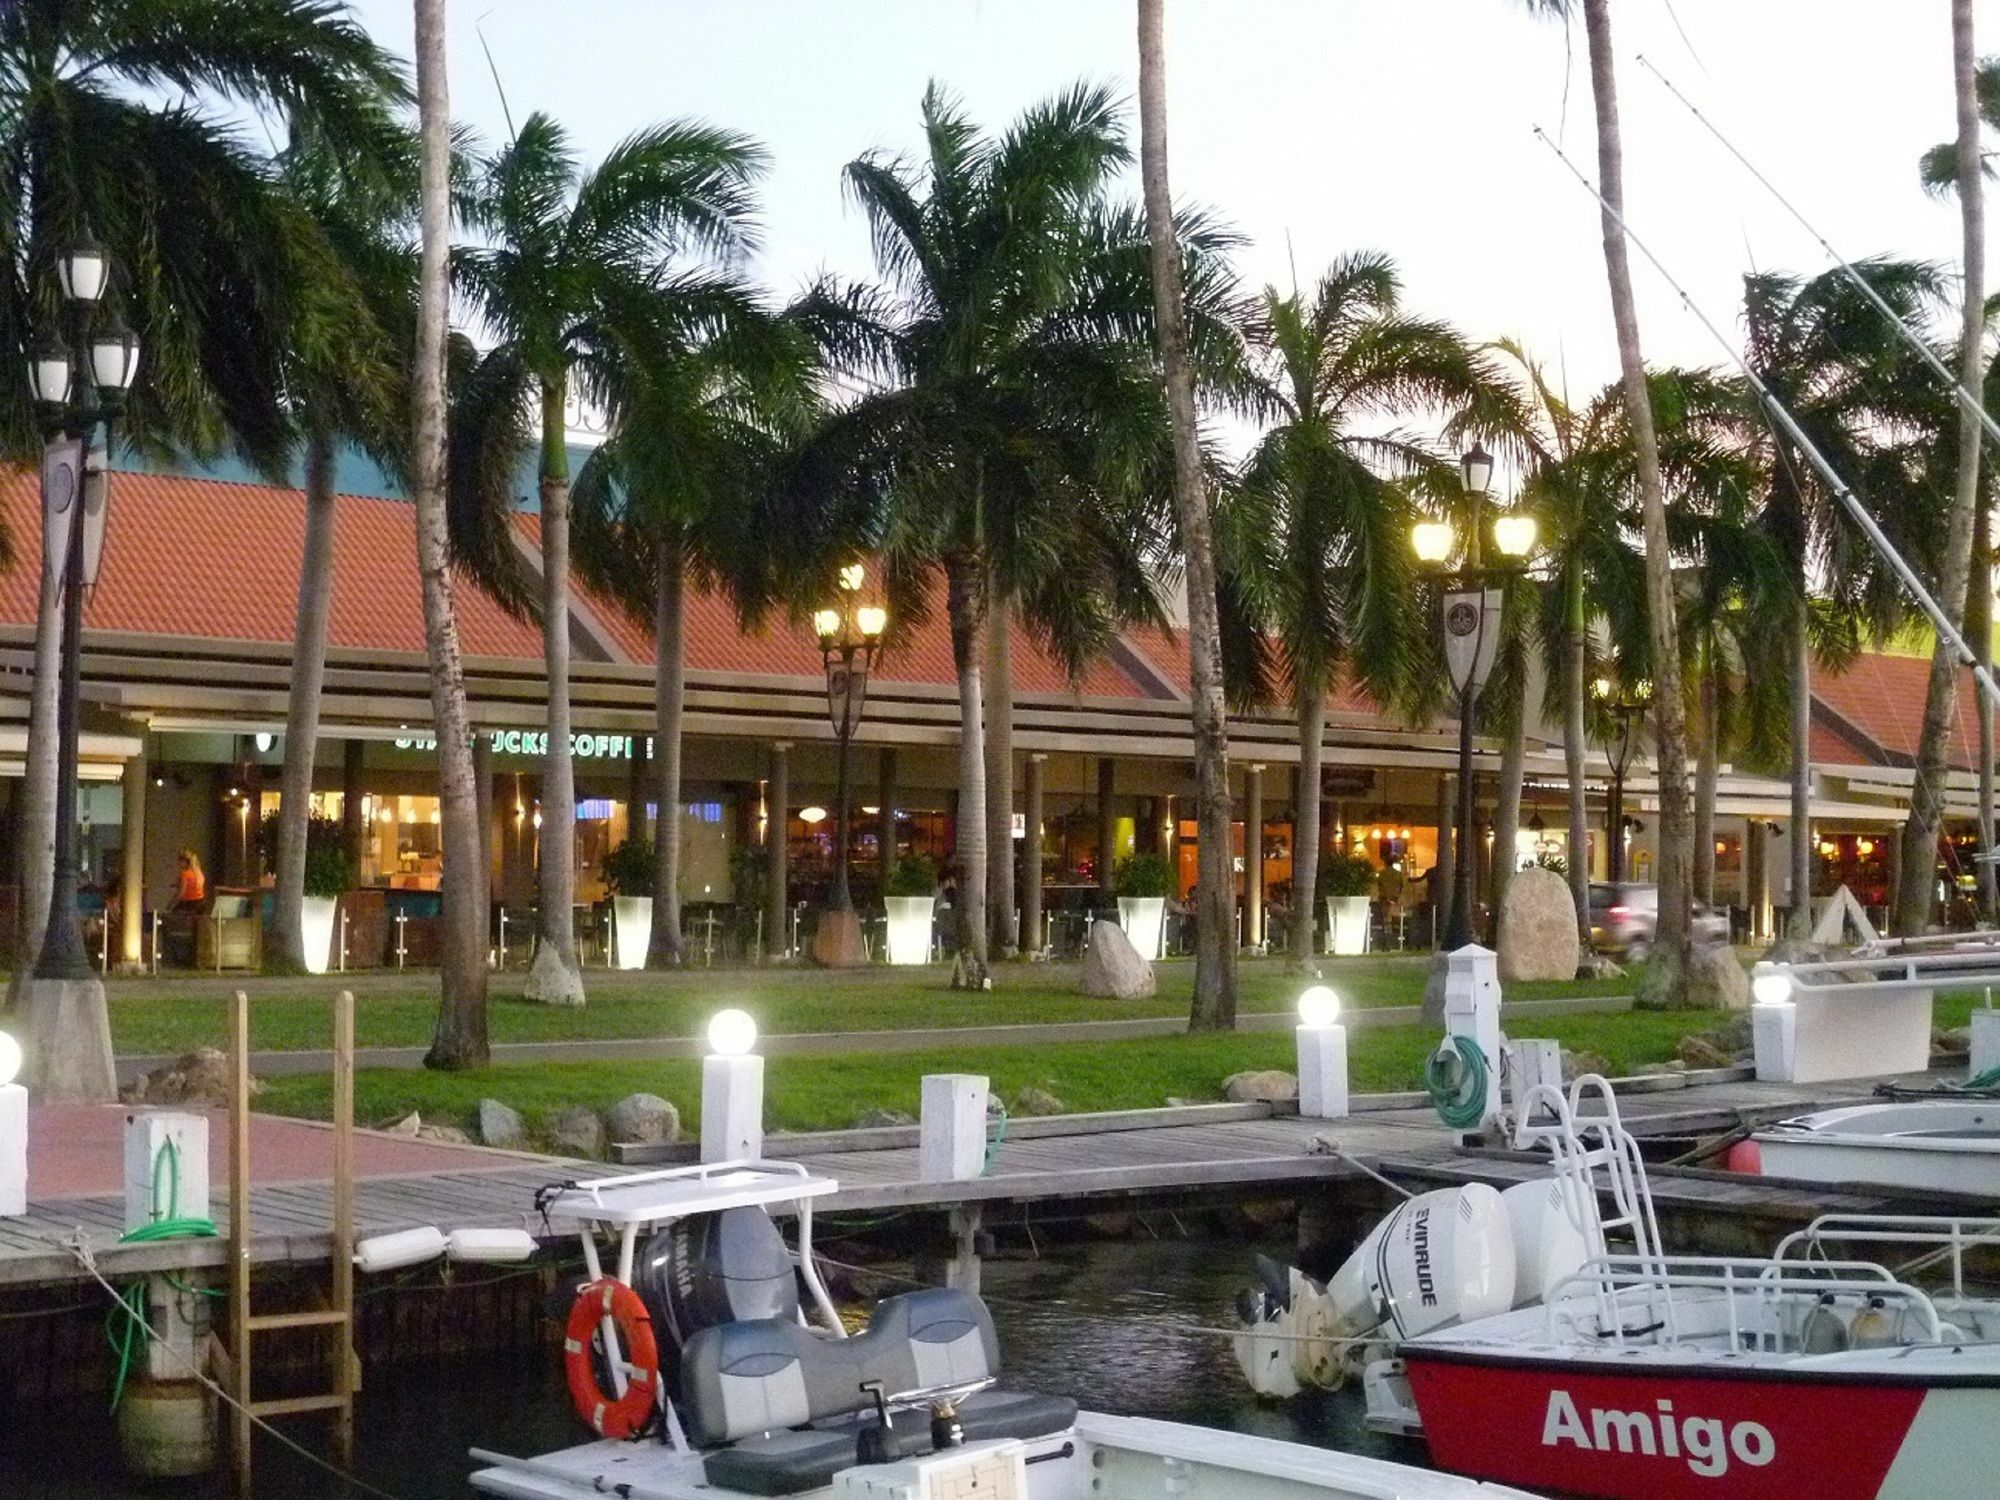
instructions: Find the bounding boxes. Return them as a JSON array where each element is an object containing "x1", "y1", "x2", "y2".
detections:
[{"x1": 632, "y1": 1207, "x2": 801, "y2": 1372}]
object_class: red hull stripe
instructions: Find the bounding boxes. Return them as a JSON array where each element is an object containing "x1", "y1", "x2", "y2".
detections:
[{"x1": 1406, "y1": 1355, "x2": 1925, "y2": 1500}]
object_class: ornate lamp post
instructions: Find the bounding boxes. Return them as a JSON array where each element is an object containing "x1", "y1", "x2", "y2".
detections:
[
  {"x1": 28, "y1": 237, "x2": 141, "y2": 983},
  {"x1": 1591, "y1": 673, "x2": 1653, "y2": 885},
  {"x1": 1412, "y1": 444, "x2": 1538, "y2": 952},
  {"x1": 811, "y1": 564, "x2": 886, "y2": 958}
]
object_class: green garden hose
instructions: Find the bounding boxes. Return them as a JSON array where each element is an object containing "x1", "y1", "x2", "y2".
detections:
[
  {"x1": 1425, "y1": 1035, "x2": 1490, "y2": 1132},
  {"x1": 106, "y1": 1138, "x2": 219, "y2": 1412}
]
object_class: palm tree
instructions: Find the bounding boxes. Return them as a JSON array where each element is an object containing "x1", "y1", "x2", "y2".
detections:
[
  {"x1": 453, "y1": 112, "x2": 766, "y2": 1005},
  {"x1": 1896, "y1": 0, "x2": 1987, "y2": 936},
  {"x1": 412, "y1": 0, "x2": 489, "y2": 1070},
  {"x1": 1228, "y1": 254, "x2": 1496, "y2": 974}
]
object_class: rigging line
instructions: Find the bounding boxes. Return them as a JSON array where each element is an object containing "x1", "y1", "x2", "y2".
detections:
[
  {"x1": 1528, "y1": 124, "x2": 2000, "y2": 720},
  {"x1": 1637, "y1": 55, "x2": 2000, "y2": 459}
]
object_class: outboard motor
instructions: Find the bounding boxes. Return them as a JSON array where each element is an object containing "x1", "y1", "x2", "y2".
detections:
[{"x1": 632, "y1": 1207, "x2": 801, "y2": 1368}]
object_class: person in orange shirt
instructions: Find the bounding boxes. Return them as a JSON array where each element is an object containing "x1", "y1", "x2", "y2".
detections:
[{"x1": 172, "y1": 849, "x2": 206, "y2": 909}]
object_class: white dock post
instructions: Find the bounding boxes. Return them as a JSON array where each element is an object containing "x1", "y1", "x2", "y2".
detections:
[
  {"x1": 920, "y1": 1074, "x2": 991, "y2": 1182},
  {"x1": 123, "y1": 1109, "x2": 211, "y2": 1381},
  {"x1": 0, "y1": 1031, "x2": 24, "y2": 1217},
  {"x1": 700, "y1": 1010, "x2": 763, "y2": 1163},
  {"x1": 1972, "y1": 1008, "x2": 2000, "y2": 1080},
  {"x1": 1295, "y1": 987, "x2": 1348, "y2": 1120},
  {"x1": 1442, "y1": 944, "x2": 1504, "y2": 1132},
  {"x1": 1750, "y1": 966, "x2": 1799, "y2": 1083},
  {"x1": 1504, "y1": 1038, "x2": 1564, "y2": 1144}
]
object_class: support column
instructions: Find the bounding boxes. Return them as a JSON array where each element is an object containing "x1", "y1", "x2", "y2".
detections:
[
  {"x1": 877, "y1": 748, "x2": 898, "y2": 890},
  {"x1": 626, "y1": 734, "x2": 650, "y2": 850},
  {"x1": 766, "y1": 743, "x2": 789, "y2": 962},
  {"x1": 1096, "y1": 756, "x2": 1116, "y2": 890},
  {"x1": 118, "y1": 752, "x2": 146, "y2": 973},
  {"x1": 472, "y1": 732, "x2": 494, "y2": 922},
  {"x1": 1245, "y1": 763, "x2": 1265, "y2": 951},
  {"x1": 242, "y1": 756, "x2": 265, "y2": 887},
  {"x1": 341, "y1": 739, "x2": 366, "y2": 873},
  {"x1": 1021, "y1": 754, "x2": 1046, "y2": 955},
  {"x1": 1747, "y1": 818, "x2": 1770, "y2": 941},
  {"x1": 1434, "y1": 772, "x2": 1455, "y2": 949}
]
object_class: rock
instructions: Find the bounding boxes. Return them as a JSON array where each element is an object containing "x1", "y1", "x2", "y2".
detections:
[
  {"x1": 1496, "y1": 867, "x2": 1583, "y2": 983},
  {"x1": 1011, "y1": 1086, "x2": 1066, "y2": 1117},
  {"x1": 477, "y1": 1098, "x2": 526, "y2": 1151},
  {"x1": 606, "y1": 1093, "x2": 680, "y2": 1145},
  {"x1": 118, "y1": 1048, "x2": 257, "y2": 1108},
  {"x1": 852, "y1": 1108, "x2": 916, "y2": 1129},
  {"x1": 548, "y1": 1106, "x2": 606, "y2": 1160},
  {"x1": 417, "y1": 1124, "x2": 470, "y2": 1145},
  {"x1": 1560, "y1": 1049, "x2": 1612, "y2": 1084},
  {"x1": 1224, "y1": 1069, "x2": 1299, "y2": 1104},
  {"x1": 1581, "y1": 955, "x2": 1625, "y2": 979},
  {"x1": 1935, "y1": 1026, "x2": 1973, "y2": 1057},
  {"x1": 1634, "y1": 1061, "x2": 1687, "y2": 1077},
  {"x1": 1684, "y1": 944, "x2": 1752, "y2": 1010},
  {"x1": 1080, "y1": 919, "x2": 1155, "y2": 999},
  {"x1": 384, "y1": 1111, "x2": 422, "y2": 1137},
  {"x1": 1674, "y1": 1033, "x2": 1736, "y2": 1070}
]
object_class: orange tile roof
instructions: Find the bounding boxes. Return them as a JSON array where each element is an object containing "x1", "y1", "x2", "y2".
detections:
[
  {"x1": 1120, "y1": 622, "x2": 1384, "y2": 718},
  {"x1": 1814, "y1": 652, "x2": 1982, "y2": 770}
]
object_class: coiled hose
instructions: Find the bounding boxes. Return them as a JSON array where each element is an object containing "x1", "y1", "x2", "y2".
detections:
[
  {"x1": 1425, "y1": 1035, "x2": 1490, "y2": 1132},
  {"x1": 107, "y1": 1138, "x2": 219, "y2": 1411}
]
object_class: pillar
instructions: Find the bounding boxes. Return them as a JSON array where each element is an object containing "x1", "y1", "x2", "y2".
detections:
[
  {"x1": 1747, "y1": 818, "x2": 1770, "y2": 941},
  {"x1": 1021, "y1": 754, "x2": 1046, "y2": 955},
  {"x1": 1096, "y1": 756, "x2": 1116, "y2": 890},
  {"x1": 118, "y1": 752, "x2": 146, "y2": 972},
  {"x1": 626, "y1": 733, "x2": 650, "y2": 849},
  {"x1": 472, "y1": 731, "x2": 494, "y2": 919},
  {"x1": 1245, "y1": 763, "x2": 1265, "y2": 951},
  {"x1": 877, "y1": 748, "x2": 898, "y2": 889},
  {"x1": 765, "y1": 742, "x2": 789, "y2": 961},
  {"x1": 341, "y1": 738, "x2": 366, "y2": 872},
  {"x1": 242, "y1": 755, "x2": 265, "y2": 887},
  {"x1": 1433, "y1": 772, "x2": 1455, "y2": 949}
]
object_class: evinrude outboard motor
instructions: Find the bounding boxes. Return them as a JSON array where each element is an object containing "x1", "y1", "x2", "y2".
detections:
[{"x1": 632, "y1": 1207, "x2": 801, "y2": 1374}]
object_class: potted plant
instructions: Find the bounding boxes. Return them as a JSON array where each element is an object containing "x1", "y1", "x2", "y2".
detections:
[
  {"x1": 1113, "y1": 852, "x2": 1175, "y2": 960},
  {"x1": 603, "y1": 838, "x2": 656, "y2": 969},
  {"x1": 1319, "y1": 850, "x2": 1377, "y2": 956},
  {"x1": 297, "y1": 818, "x2": 357, "y2": 975},
  {"x1": 882, "y1": 855, "x2": 939, "y2": 966}
]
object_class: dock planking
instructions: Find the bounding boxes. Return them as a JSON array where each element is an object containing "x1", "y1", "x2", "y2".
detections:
[{"x1": 0, "y1": 1069, "x2": 1931, "y2": 1289}]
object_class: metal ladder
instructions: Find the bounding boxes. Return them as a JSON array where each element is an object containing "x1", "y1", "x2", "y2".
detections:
[{"x1": 224, "y1": 987, "x2": 357, "y2": 1493}]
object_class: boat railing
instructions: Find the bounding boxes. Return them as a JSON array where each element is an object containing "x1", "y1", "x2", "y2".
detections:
[
  {"x1": 1774, "y1": 947, "x2": 2000, "y2": 998},
  {"x1": 1546, "y1": 1252, "x2": 1941, "y2": 1353},
  {"x1": 1773, "y1": 1214, "x2": 2000, "y2": 1301}
]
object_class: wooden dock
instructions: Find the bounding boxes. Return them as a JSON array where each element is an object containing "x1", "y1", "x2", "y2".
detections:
[{"x1": 0, "y1": 1067, "x2": 1946, "y2": 1291}]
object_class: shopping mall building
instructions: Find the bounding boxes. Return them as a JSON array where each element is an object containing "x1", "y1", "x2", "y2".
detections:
[{"x1": 0, "y1": 458, "x2": 1982, "y2": 969}]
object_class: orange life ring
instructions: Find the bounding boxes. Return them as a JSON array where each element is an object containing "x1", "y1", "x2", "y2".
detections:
[{"x1": 564, "y1": 1278, "x2": 661, "y2": 1440}]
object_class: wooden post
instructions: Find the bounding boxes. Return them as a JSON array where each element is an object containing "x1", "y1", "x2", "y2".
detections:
[
  {"x1": 229, "y1": 988, "x2": 252, "y2": 1494},
  {"x1": 330, "y1": 988, "x2": 356, "y2": 1465}
]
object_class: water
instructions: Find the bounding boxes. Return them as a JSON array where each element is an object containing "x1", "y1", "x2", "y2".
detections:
[{"x1": 1, "y1": 1237, "x2": 1424, "y2": 1498}]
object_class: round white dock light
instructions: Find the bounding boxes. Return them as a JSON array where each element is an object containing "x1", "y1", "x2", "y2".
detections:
[
  {"x1": 707, "y1": 1009, "x2": 758, "y2": 1057},
  {"x1": 1751, "y1": 970, "x2": 1794, "y2": 1007},
  {"x1": 0, "y1": 1030, "x2": 19, "y2": 1088},
  {"x1": 1297, "y1": 985, "x2": 1341, "y2": 1029}
]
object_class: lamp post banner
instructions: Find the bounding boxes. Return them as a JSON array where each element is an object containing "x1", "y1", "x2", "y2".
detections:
[
  {"x1": 40, "y1": 436, "x2": 81, "y2": 589},
  {"x1": 1443, "y1": 587, "x2": 1504, "y2": 702},
  {"x1": 81, "y1": 442, "x2": 108, "y2": 593}
]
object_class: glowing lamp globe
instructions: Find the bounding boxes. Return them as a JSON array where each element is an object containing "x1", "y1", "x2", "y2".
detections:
[
  {"x1": 0, "y1": 1030, "x2": 19, "y2": 1087},
  {"x1": 1492, "y1": 512, "x2": 1538, "y2": 559},
  {"x1": 1411, "y1": 519, "x2": 1455, "y2": 564},
  {"x1": 1297, "y1": 986, "x2": 1341, "y2": 1029},
  {"x1": 856, "y1": 605, "x2": 887, "y2": 639},
  {"x1": 1751, "y1": 970, "x2": 1794, "y2": 1007},
  {"x1": 707, "y1": 1008, "x2": 758, "y2": 1057}
]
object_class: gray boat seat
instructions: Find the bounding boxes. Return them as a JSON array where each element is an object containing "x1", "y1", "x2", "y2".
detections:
[
  {"x1": 955, "y1": 1388, "x2": 1078, "y2": 1442},
  {"x1": 702, "y1": 1429, "x2": 857, "y2": 1497}
]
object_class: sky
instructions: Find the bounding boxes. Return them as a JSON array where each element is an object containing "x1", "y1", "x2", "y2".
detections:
[{"x1": 348, "y1": 0, "x2": 1995, "y2": 469}]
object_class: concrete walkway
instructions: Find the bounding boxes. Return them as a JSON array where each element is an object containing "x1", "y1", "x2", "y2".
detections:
[{"x1": 115, "y1": 993, "x2": 1633, "y2": 1083}]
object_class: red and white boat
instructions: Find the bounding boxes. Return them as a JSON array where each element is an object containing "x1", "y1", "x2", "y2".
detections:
[{"x1": 1365, "y1": 1077, "x2": 2000, "y2": 1499}]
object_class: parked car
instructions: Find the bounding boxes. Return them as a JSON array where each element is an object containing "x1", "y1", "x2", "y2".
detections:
[{"x1": 1587, "y1": 881, "x2": 1729, "y2": 958}]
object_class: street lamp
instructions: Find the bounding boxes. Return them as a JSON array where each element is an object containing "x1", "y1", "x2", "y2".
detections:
[
  {"x1": 814, "y1": 565, "x2": 887, "y2": 915},
  {"x1": 27, "y1": 234, "x2": 140, "y2": 982},
  {"x1": 1411, "y1": 443, "x2": 1538, "y2": 952},
  {"x1": 1590, "y1": 673, "x2": 1653, "y2": 884}
]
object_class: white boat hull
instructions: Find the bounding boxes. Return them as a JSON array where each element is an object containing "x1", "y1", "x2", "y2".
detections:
[{"x1": 1755, "y1": 1101, "x2": 2000, "y2": 1197}]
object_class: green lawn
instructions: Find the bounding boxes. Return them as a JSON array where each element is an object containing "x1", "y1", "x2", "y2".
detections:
[
  {"x1": 105, "y1": 956, "x2": 1629, "y2": 1056},
  {"x1": 254, "y1": 1005, "x2": 1712, "y2": 1141}
]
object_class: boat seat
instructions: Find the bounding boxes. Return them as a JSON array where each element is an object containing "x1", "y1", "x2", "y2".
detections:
[
  {"x1": 701, "y1": 1428, "x2": 857, "y2": 1497},
  {"x1": 955, "y1": 1388, "x2": 1078, "y2": 1442}
]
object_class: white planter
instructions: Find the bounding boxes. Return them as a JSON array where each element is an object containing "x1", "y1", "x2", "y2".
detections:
[
  {"x1": 613, "y1": 896, "x2": 653, "y2": 970},
  {"x1": 884, "y1": 896, "x2": 936, "y2": 966},
  {"x1": 1325, "y1": 896, "x2": 1371, "y2": 956},
  {"x1": 301, "y1": 895, "x2": 340, "y2": 975},
  {"x1": 1118, "y1": 896, "x2": 1167, "y2": 960}
]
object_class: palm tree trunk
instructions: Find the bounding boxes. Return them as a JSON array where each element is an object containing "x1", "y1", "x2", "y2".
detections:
[
  {"x1": 1289, "y1": 692, "x2": 1325, "y2": 972},
  {"x1": 1582, "y1": 0, "x2": 1694, "y2": 1002},
  {"x1": 9, "y1": 445, "x2": 65, "y2": 1005},
  {"x1": 1562, "y1": 566, "x2": 1592, "y2": 959},
  {"x1": 414, "y1": 0, "x2": 490, "y2": 1069},
  {"x1": 525, "y1": 378, "x2": 585, "y2": 1005},
  {"x1": 1488, "y1": 672, "x2": 1528, "y2": 944},
  {"x1": 983, "y1": 595, "x2": 1016, "y2": 958},
  {"x1": 272, "y1": 424, "x2": 337, "y2": 971},
  {"x1": 1693, "y1": 665, "x2": 1719, "y2": 908},
  {"x1": 1897, "y1": 0, "x2": 1985, "y2": 937},
  {"x1": 1138, "y1": 0, "x2": 1236, "y2": 1030},
  {"x1": 1788, "y1": 592, "x2": 1814, "y2": 942},
  {"x1": 650, "y1": 533, "x2": 685, "y2": 965},
  {"x1": 1976, "y1": 501, "x2": 1996, "y2": 924},
  {"x1": 946, "y1": 556, "x2": 989, "y2": 988}
]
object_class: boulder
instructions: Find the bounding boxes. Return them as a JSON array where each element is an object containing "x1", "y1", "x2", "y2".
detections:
[
  {"x1": 1224, "y1": 1069, "x2": 1299, "y2": 1104},
  {"x1": 384, "y1": 1111, "x2": 422, "y2": 1137},
  {"x1": 417, "y1": 1124, "x2": 470, "y2": 1145},
  {"x1": 118, "y1": 1048, "x2": 257, "y2": 1108},
  {"x1": 1560, "y1": 1048, "x2": 1612, "y2": 1083},
  {"x1": 605, "y1": 1092, "x2": 680, "y2": 1145},
  {"x1": 477, "y1": 1098, "x2": 526, "y2": 1151},
  {"x1": 1011, "y1": 1086, "x2": 1066, "y2": 1117},
  {"x1": 1684, "y1": 944, "x2": 1751, "y2": 1010},
  {"x1": 1496, "y1": 867, "x2": 1583, "y2": 983},
  {"x1": 852, "y1": 1108, "x2": 917, "y2": 1129},
  {"x1": 1080, "y1": 919, "x2": 1155, "y2": 999},
  {"x1": 1934, "y1": 1026, "x2": 1973, "y2": 1058},
  {"x1": 1674, "y1": 1033, "x2": 1737, "y2": 1070},
  {"x1": 549, "y1": 1106, "x2": 606, "y2": 1160}
]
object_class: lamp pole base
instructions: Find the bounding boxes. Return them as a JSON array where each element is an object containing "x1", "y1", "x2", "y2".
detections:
[{"x1": 15, "y1": 974, "x2": 116, "y2": 1103}]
